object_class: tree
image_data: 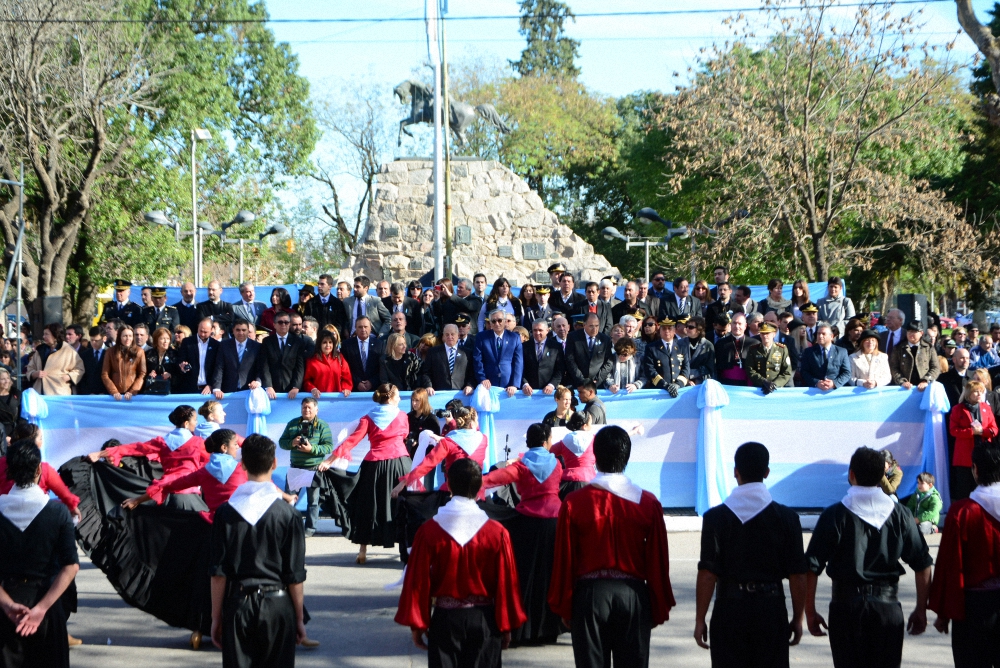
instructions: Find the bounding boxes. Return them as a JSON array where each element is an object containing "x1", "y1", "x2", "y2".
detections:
[
  {"x1": 511, "y1": 0, "x2": 580, "y2": 78},
  {"x1": 957, "y1": 0, "x2": 1000, "y2": 123},
  {"x1": 660, "y1": 0, "x2": 988, "y2": 284}
]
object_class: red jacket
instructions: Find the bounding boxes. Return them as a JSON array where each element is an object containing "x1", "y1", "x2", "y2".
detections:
[
  {"x1": 0, "y1": 460, "x2": 79, "y2": 511},
  {"x1": 303, "y1": 354, "x2": 353, "y2": 394},
  {"x1": 107, "y1": 433, "x2": 210, "y2": 495},
  {"x1": 549, "y1": 433, "x2": 596, "y2": 482},
  {"x1": 395, "y1": 518, "x2": 526, "y2": 633},
  {"x1": 146, "y1": 464, "x2": 249, "y2": 523},
  {"x1": 404, "y1": 432, "x2": 488, "y2": 492},
  {"x1": 483, "y1": 458, "x2": 563, "y2": 519},
  {"x1": 929, "y1": 498, "x2": 1000, "y2": 621},
  {"x1": 548, "y1": 486, "x2": 675, "y2": 626},
  {"x1": 332, "y1": 412, "x2": 410, "y2": 462},
  {"x1": 949, "y1": 402, "x2": 998, "y2": 467}
]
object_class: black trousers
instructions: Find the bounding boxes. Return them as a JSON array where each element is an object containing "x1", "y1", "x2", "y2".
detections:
[
  {"x1": 428, "y1": 605, "x2": 501, "y2": 668},
  {"x1": 571, "y1": 578, "x2": 651, "y2": 668},
  {"x1": 710, "y1": 594, "x2": 789, "y2": 668},
  {"x1": 953, "y1": 589, "x2": 1000, "y2": 668},
  {"x1": 221, "y1": 589, "x2": 297, "y2": 668},
  {"x1": 828, "y1": 595, "x2": 903, "y2": 668},
  {"x1": 0, "y1": 580, "x2": 69, "y2": 668},
  {"x1": 952, "y1": 466, "x2": 977, "y2": 501}
]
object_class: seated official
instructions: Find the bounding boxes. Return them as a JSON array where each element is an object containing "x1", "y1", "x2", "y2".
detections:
[
  {"x1": 889, "y1": 320, "x2": 940, "y2": 391},
  {"x1": 849, "y1": 329, "x2": 892, "y2": 388},
  {"x1": 799, "y1": 323, "x2": 851, "y2": 391}
]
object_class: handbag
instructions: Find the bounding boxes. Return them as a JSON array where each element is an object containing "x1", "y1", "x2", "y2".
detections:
[{"x1": 144, "y1": 376, "x2": 171, "y2": 395}]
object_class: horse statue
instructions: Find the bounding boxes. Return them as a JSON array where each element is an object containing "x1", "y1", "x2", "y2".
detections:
[{"x1": 393, "y1": 79, "x2": 512, "y2": 147}]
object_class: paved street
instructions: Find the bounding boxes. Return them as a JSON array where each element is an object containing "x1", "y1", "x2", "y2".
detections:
[{"x1": 64, "y1": 524, "x2": 955, "y2": 668}]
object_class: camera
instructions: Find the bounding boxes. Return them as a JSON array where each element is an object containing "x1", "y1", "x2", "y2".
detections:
[{"x1": 433, "y1": 408, "x2": 451, "y2": 419}]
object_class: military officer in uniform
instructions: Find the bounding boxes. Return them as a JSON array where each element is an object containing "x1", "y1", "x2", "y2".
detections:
[
  {"x1": 547, "y1": 262, "x2": 568, "y2": 293},
  {"x1": 100, "y1": 279, "x2": 143, "y2": 327},
  {"x1": 523, "y1": 285, "x2": 557, "y2": 330},
  {"x1": 642, "y1": 316, "x2": 690, "y2": 397},
  {"x1": 142, "y1": 287, "x2": 180, "y2": 333},
  {"x1": 747, "y1": 321, "x2": 792, "y2": 393}
]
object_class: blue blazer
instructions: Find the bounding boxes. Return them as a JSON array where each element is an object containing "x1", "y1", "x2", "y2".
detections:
[
  {"x1": 210, "y1": 338, "x2": 262, "y2": 393},
  {"x1": 800, "y1": 344, "x2": 852, "y2": 389},
  {"x1": 473, "y1": 330, "x2": 524, "y2": 388}
]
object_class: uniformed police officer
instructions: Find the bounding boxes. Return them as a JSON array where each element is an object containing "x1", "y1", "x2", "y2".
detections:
[
  {"x1": 642, "y1": 316, "x2": 690, "y2": 397},
  {"x1": 142, "y1": 287, "x2": 180, "y2": 332},
  {"x1": 747, "y1": 321, "x2": 793, "y2": 394},
  {"x1": 523, "y1": 284, "x2": 556, "y2": 330},
  {"x1": 100, "y1": 279, "x2": 143, "y2": 327}
]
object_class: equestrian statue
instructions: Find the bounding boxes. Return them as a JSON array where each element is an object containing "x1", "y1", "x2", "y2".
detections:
[{"x1": 394, "y1": 79, "x2": 512, "y2": 147}]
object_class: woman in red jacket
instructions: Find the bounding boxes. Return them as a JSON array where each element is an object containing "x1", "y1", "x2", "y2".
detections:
[
  {"x1": 303, "y1": 329, "x2": 353, "y2": 396},
  {"x1": 949, "y1": 379, "x2": 998, "y2": 499}
]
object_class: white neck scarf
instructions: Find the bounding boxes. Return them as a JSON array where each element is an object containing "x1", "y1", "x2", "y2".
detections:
[
  {"x1": 0, "y1": 484, "x2": 50, "y2": 531},
  {"x1": 841, "y1": 485, "x2": 895, "y2": 529},
  {"x1": 590, "y1": 472, "x2": 643, "y2": 504},
  {"x1": 971, "y1": 482, "x2": 1000, "y2": 524},
  {"x1": 227, "y1": 480, "x2": 283, "y2": 527},
  {"x1": 723, "y1": 482, "x2": 773, "y2": 523},
  {"x1": 433, "y1": 496, "x2": 489, "y2": 547}
]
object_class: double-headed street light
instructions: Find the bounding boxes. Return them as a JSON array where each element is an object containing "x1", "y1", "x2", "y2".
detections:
[{"x1": 210, "y1": 215, "x2": 286, "y2": 283}]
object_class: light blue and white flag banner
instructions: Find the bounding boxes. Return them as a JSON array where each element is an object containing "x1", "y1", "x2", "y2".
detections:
[{"x1": 26, "y1": 382, "x2": 945, "y2": 514}]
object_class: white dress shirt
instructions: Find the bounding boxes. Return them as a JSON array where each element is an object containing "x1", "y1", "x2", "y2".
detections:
[{"x1": 197, "y1": 338, "x2": 209, "y2": 385}]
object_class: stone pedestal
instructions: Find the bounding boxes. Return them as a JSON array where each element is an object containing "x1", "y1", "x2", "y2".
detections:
[{"x1": 349, "y1": 158, "x2": 620, "y2": 285}]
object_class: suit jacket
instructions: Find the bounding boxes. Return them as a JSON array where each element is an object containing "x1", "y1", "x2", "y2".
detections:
[
  {"x1": 343, "y1": 295, "x2": 391, "y2": 336},
  {"x1": 550, "y1": 290, "x2": 586, "y2": 315},
  {"x1": 879, "y1": 328, "x2": 904, "y2": 355},
  {"x1": 173, "y1": 300, "x2": 201, "y2": 332},
  {"x1": 211, "y1": 338, "x2": 262, "y2": 393},
  {"x1": 564, "y1": 330, "x2": 614, "y2": 388},
  {"x1": 437, "y1": 294, "x2": 482, "y2": 333},
  {"x1": 472, "y1": 330, "x2": 524, "y2": 388},
  {"x1": 197, "y1": 300, "x2": 235, "y2": 332},
  {"x1": 142, "y1": 305, "x2": 180, "y2": 333},
  {"x1": 659, "y1": 292, "x2": 702, "y2": 320},
  {"x1": 521, "y1": 338, "x2": 566, "y2": 390},
  {"x1": 572, "y1": 301, "x2": 613, "y2": 337},
  {"x1": 307, "y1": 295, "x2": 349, "y2": 335},
  {"x1": 342, "y1": 336, "x2": 384, "y2": 390},
  {"x1": 77, "y1": 345, "x2": 107, "y2": 395},
  {"x1": 800, "y1": 344, "x2": 852, "y2": 388},
  {"x1": 176, "y1": 336, "x2": 220, "y2": 393},
  {"x1": 385, "y1": 297, "x2": 422, "y2": 335},
  {"x1": 419, "y1": 344, "x2": 474, "y2": 391},
  {"x1": 100, "y1": 300, "x2": 143, "y2": 328},
  {"x1": 522, "y1": 305, "x2": 558, "y2": 330},
  {"x1": 232, "y1": 301, "x2": 268, "y2": 328},
  {"x1": 642, "y1": 337, "x2": 691, "y2": 388},
  {"x1": 705, "y1": 300, "x2": 737, "y2": 324},
  {"x1": 381, "y1": 329, "x2": 420, "y2": 350},
  {"x1": 889, "y1": 340, "x2": 941, "y2": 386},
  {"x1": 259, "y1": 333, "x2": 306, "y2": 393},
  {"x1": 611, "y1": 300, "x2": 647, "y2": 325},
  {"x1": 940, "y1": 369, "x2": 970, "y2": 409}
]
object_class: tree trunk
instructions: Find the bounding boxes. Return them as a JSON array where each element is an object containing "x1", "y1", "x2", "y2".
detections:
[{"x1": 810, "y1": 232, "x2": 829, "y2": 281}]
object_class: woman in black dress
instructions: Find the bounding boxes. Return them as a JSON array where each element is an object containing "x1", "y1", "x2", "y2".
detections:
[
  {"x1": 380, "y1": 333, "x2": 421, "y2": 391},
  {"x1": 144, "y1": 327, "x2": 178, "y2": 394},
  {"x1": 685, "y1": 316, "x2": 716, "y2": 384},
  {"x1": 0, "y1": 367, "x2": 20, "y2": 441},
  {"x1": 542, "y1": 385, "x2": 575, "y2": 428}
]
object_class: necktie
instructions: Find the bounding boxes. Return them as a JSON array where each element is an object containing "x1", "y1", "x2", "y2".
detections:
[
  {"x1": 155, "y1": 308, "x2": 160, "y2": 321},
  {"x1": 536, "y1": 342, "x2": 544, "y2": 359},
  {"x1": 448, "y1": 347, "x2": 456, "y2": 373},
  {"x1": 361, "y1": 340, "x2": 368, "y2": 368},
  {"x1": 822, "y1": 347, "x2": 828, "y2": 366},
  {"x1": 496, "y1": 336, "x2": 502, "y2": 357},
  {"x1": 355, "y1": 299, "x2": 362, "y2": 322},
  {"x1": 809, "y1": 328, "x2": 815, "y2": 343},
  {"x1": 238, "y1": 343, "x2": 245, "y2": 362},
  {"x1": 886, "y1": 333, "x2": 895, "y2": 358},
  {"x1": 588, "y1": 336, "x2": 594, "y2": 352},
  {"x1": 279, "y1": 337, "x2": 285, "y2": 351},
  {"x1": 589, "y1": 303, "x2": 597, "y2": 314}
]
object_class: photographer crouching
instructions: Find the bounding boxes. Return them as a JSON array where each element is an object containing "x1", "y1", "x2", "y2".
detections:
[{"x1": 278, "y1": 397, "x2": 334, "y2": 537}]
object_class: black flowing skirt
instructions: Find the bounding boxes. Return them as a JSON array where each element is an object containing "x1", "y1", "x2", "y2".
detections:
[
  {"x1": 58, "y1": 456, "x2": 215, "y2": 633},
  {"x1": 315, "y1": 467, "x2": 360, "y2": 539},
  {"x1": 396, "y1": 490, "x2": 452, "y2": 563},
  {"x1": 348, "y1": 456, "x2": 412, "y2": 548},
  {"x1": 502, "y1": 513, "x2": 563, "y2": 644},
  {"x1": 559, "y1": 480, "x2": 588, "y2": 501}
]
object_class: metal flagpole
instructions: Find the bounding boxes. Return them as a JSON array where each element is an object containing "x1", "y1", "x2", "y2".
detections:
[
  {"x1": 441, "y1": 1, "x2": 453, "y2": 280},
  {"x1": 427, "y1": 0, "x2": 444, "y2": 282}
]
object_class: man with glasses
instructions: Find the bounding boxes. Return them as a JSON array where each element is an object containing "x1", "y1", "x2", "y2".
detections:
[
  {"x1": 259, "y1": 313, "x2": 305, "y2": 399},
  {"x1": 472, "y1": 309, "x2": 523, "y2": 397}
]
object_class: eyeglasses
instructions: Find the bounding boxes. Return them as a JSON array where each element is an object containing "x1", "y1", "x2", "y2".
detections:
[
  {"x1": 685, "y1": 324, "x2": 698, "y2": 329},
  {"x1": 490, "y1": 319, "x2": 505, "y2": 324},
  {"x1": 275, "y1": 320, "x2": 290, "y2": 325},
  {"x1": 643, "y1": 322, "x2": 656, "y2": 327}
]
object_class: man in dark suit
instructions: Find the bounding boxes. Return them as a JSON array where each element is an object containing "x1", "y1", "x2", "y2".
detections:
[
  {"x1": 77, "y1": 326, "x2": 107, "y2": 395},
  {"x1": 705, "y1": 282, "x2": 737, "y2": 324},
  {"x1": 140, "y1": 287, "x2": 180, "y2": 334},
  {"x1": 565, "y1": 313, "x2": 614, "y2": 388},
  {"x1": 100, "y1": 279, "x2": 143, "y2": 328},
  {"x1": 709, "y1": 265, "x2": 730, "y2": 301},
  {"x1": 940, "y1": 346, "x2": 971, "y2": 408},
  {"x1": 521, "y1": 319, "x2": 565, "y2": 395},
  {"x1": 197, "y1": 280, "x2": 235, "y2": 333},
  {"x1": 660, "y1": 277, "x2": 702, "y2": 320},
  {"x1": 878, "y1": 308, "x2": 905, "y2": 356},
  {"x1": 210, "y1": 319, "x2": 262, "y2": 397},
  {"x1": 343, "y1": 276, "x2": 391, "y2": 336},
  {"x1": 259, "y1": 312, "x2": 305, "y2": 399},
  {"x1": 472, "y1": 307, "x2": 524, "y2": 395},
  {"x1": 642, "y1": 317, "x2": 691, "y2": 396},
  {"x1": 231, "y1": 283, "x2": 267, "y2": 328},
  {"x1": 381, "y1": 311, "x2": 420, "y2": 349},
  {"x1": 306, "y1": 273, "x2": 349, "y2": 336},
  {"x1": 550, "y1": 272, "x2": 585, "y2": 315},
  {"x1": 572, "y1": 282, "x2": 613, "y2": 337},
  {"x1": 455, "y1": 314, "x2": 475, "y2": 353},
  {"x1": 612, "y1": 281, "x2": 647, "y2": 324},
  {"x1": 419, "y1": 324, "x2": 474, "y2": 394},
  {"x1": 800, "y1": 323, "x2": 852, "y2": 390},
  {"x1": 384, "y1": 282, "x2": 421, "y2": 336},
  {"x1": 176, "y1": 318, "x2": 220, "y2": 394},
  {"x1": 342, "y1": 316, "x2": 384, "y2": 392},
  {"x1": 173, "y1": 281, "x2": 201, "y2": 332}
]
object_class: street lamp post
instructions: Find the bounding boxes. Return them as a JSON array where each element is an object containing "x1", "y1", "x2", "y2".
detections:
[
  {"x1": 144, "y1": 210, "x2": 219, "y2": 283},
  {"x1": 214, "y1": 215, "x2": 286, "y2": 284},
  {"x1": 603, "y1": 207, "x2": 689, "y2": 284},
  {"x1": 191, "y1": 128, "x2": 212, "y2": 287}
]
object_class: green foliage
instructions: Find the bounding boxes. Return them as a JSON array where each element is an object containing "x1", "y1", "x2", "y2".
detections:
[{"x1": 510, "y1": 0, "x2": 580, "y2": 78}]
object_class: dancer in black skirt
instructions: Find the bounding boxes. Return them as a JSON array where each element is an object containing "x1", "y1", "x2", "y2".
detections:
[
  {"x1": 0, "y1": 442, "x2": 79, "y2": 668},
  {"x1": 318, "y1": 383, "x2": 412, "y2": 564},
  {"x1": 549, "y1": 411, "x2": 596, "y2": 499},
  {"x1": 482, "y1": 422, "x2": 565, "y2": 645}
]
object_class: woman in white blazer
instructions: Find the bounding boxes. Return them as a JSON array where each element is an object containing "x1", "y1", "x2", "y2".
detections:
[{"x1": 849, "y1": 329, "x2": 892, "y2": 388}]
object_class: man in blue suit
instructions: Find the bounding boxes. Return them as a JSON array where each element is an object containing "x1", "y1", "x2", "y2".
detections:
[
  {"x1": 800, "y1": 322, "x2": 852, "y2": 390},
  {"x1": 472, "y1": 307, "x2": 524, "y2": 396},
  {"x1": 211, "y1": 319, "x2": 262, "y2": 397}
]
